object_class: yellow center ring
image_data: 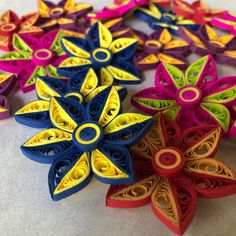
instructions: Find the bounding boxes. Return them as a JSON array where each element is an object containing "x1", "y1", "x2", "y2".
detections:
[
  {"x1": 34, "y1": 49, "x2": 52, "y2": 60},
  {"x1": 92, "y1": 48, "x2": 111, "y2": 62},
  {"x1": 178, "y1": 87, "x2": 200, "y2": 103}
]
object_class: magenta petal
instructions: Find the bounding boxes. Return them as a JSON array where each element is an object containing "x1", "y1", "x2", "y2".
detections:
[
  {"x1": 51, "y1": 54, "x2": 67, "y2": 67},
  {"x1": 39, "y1": 30, "x2": 59, "y2": 50},
  {"x1": 155, "y1": 63, "x2": 179, "y2": 96},
  {"x1": 17, "y1": 64, "x2": 36, "y2": 92},
  {"x1": 16, "y1": 34, "x2": 40, "y2": 51},
  {"x1": 193, "y1": 106, "x2": 218, "y2": 127}
]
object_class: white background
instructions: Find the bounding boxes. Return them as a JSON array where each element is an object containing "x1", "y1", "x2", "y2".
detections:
[{"x1": 0, "y1": 1, "x2": 236, "y2": 236}]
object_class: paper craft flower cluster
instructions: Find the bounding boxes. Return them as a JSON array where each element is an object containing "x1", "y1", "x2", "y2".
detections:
[
  {"x1": 0, "y1": 30, "x2": 66, "y2": 93},
  {"x1": 15, "y1": 82, "x2": 153, "y2": 200},
  {"x1": 132, "y1": 55, "x2": 236, "y2": 134},
  {"x1": 58, "y1": 22, "x2": 141, "y2": 85},
  {"x1": 0, "y1": 10, "x2": 43, "y2": 51},
  {"x1": 106, "y1": 113, "x2": 236, "y2": 234}
]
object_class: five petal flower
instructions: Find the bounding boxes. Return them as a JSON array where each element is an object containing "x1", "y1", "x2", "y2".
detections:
[
  {"x1": 179, "y1": 24, "x2": 236, "y2": 66},
  {"x1": 135, "y1": 3, "x2": 199, "y2": 34},
  {"x1": 0, "y1": 74, "x2": 17, "y2": 120},
  {"x1": 0, "y1": 30, "x2": 66, "y2": 93},
  {"x1": 133, "y1": 29, "x2": 190, "y2": 71},
  {"x1": 173, "y1": 0, "x2": 225, "y2": 24},
  {"x1": 17, "y1": 86, "x2": 153, "y2": 200},
  {"x1": 0, "y1": 10, "x2": 43, "y2": 51},
  {"x1": 131, "y1": 55, "x2": 236, "y2": 134},
  {"x1": 38, "y1": 0, "x2": 92, "y2": 31},
  {"x1": 106, "y1": 113, "x2": 236, "y2": 234},
  {"x1": 58, "y1": 22, "x2": 141, "y2": 85},
  {"x1": 15, "y1": 68, "x2": 127, "y2": 128}
]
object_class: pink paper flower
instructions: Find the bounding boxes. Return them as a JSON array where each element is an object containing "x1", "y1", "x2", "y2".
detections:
[{"x1": 0, "y1": 30, "x2": 66, "y2": 93}]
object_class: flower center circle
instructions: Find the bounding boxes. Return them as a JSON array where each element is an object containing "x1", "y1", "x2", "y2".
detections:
[
  {"x1": 64, "y1": 92, "x2": 85, "y2": 104},
  {"x1": 162, "y1": 13, "x2": 176, "y2": 23},
  {"x1": 50, "y1": 7, "x2": 64, "y2": 18},
  {"x1": 92, "y1": 48, "x2": 112, "y2": 68},
  {"x1": 33, "y1": 49, "x2": 54, "y2": 66},
  {"x1": 152, "y1": 147, "x2": 185, "y2": 178},
  {"x1": 0, "y1": 23, "x2": 17, "y2": 35},
  {"x1": 73, "y1": 121, "x2": 104, "y2": 151},
  {"x1": 177, "y1": 86, "x2": 202, "y2": 107},
  {"x1": 144, "y1": 40, "x2": 162, "y2": 54}
]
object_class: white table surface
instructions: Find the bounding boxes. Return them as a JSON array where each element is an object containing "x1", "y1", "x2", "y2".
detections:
[{"x1": 0, "y1": 1, "x2": 236, "y2": 236}]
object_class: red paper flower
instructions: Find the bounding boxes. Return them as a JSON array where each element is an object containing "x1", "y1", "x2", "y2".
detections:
[
  {"x1": 0, "y1": 10, "x2": 43, "y2": 51},
  {"x1": 173, "y1": 0, "x2": 225, "y2": 24},
  {"x1": 106, "y1": 113, "x2": 236, "y2": 234}
]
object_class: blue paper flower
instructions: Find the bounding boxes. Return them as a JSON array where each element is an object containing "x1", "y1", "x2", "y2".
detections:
[
  {"x1": 17, "y1": 86, "x2": 153, "y2": 200},
  {"x1": 58, "y1": 22, "x2": 141, "y2": 85},
  {"x1": 135, "y1": 3, "x2": 199, "y2": 35}
]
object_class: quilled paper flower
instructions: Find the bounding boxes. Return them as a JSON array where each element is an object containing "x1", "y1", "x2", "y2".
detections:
[
  {"x1": 0, "y1": 74, "x2": 17, "y2": 120},
  {"x1": 131, "y1": 55, "x2": 236, "y2": 134},
  {"x1": 0, "y1": 30, "x2": 66, "y2": 93},
  {"x1": 133, "y1": 29, "x2": 190, "y2": 71},
  {"x1": 15, "y1": 68, "x2": 127, "y2": 128},
  {"x1": 134, "y1": 3, "x2": 199, "y2": 35},
  {"x1": 58, "y1": 22, "x2": 141, "y2": 85},
  {"x1": 106, "y1": 113, "x2": 236, "y2": 234},
  {"x1": 211, "y1": 12, "x2": 236, "y2": 36},
  {"x1": 38, "y1": 0, "x2": 93, "y2": 31},
  {"x1": 179, "y1": 25, "x2": 236, "y2": 66},
  {"x1": 173, "y1": 0, "x2": 225, "y2": 25},
  {"x1": 18, "y1": 86, "x2": 153, "y2": 200},
  {"x1": 0, "y1": 10, "x2": 43, "y2": 51}
]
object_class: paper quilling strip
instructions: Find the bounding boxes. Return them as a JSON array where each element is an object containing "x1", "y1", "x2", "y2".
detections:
[
  {"x1": 15, "y1": 68, "x2": 127, "y2": 128},
  {"x1": 0, "y1": 10, "x2": 43, "y2": 51},
  {"x1": 0, "y1": 74, "x2": 17, "y2": 120},
  {"x1": 106, "y1": 112, "x2": 236, "y2": 234},
  {"x1": 173, "y1": 0, "x2": 226, "y2": 24},
  {"x1": 58, "y1": 22, "x2": 141, "y2": 85},
  {"x1": 131, "y1": 55, "x2": 236, "y2": 134},
  {"x1": 211, "y1": 12, "x2": 236, "y2": 36},
  {"x1": 179, "y1": 25, "x2": 236, "y2": 66},
  {"x1": 133, "y1": 29, "x2": 190, "y2": 71},
  {"x1": 0, "y1": 30, "x2": 66, "y2": 93},
  {"x1": 134, "y1": 3, "x2": 199, "y2": 35},
  {"x1": 16, "y1": 86, "x2": 153, "y2": 200},
  {"x1": 38, "y1": 0, "x2": 93, "y2": 31}
]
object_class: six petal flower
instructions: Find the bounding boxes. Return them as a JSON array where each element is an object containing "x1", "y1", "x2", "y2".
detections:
[
  {"x1": 58, "y1": 22, "x2": 141, "y2": 85},
  {"x1": 18, "y1": 86, "x2": 153, "y2": 200},
  {"x1": 0, "y1": 73, "x2": 17, "y2": 120},
  {"x1": 0, "y1": 30, "x2": 66, "y2": 93},
  {"x1": 0, "y1": 10, "x2": 43, "y2": 51},
  {"x1": 179, "y1": 24, "x2": 236, "y2": 66},
  {"x1": 133, "y1": 29, "x2": 190, "y2": 71},
  {"x1": 131, "y1": 55, "x2": 236, "y2": 134},
  {"x1": 106, "y1": 113, "x2": 236, "y2": 234},
  {"x1": 135, "y1": 3, "x2": 199, "y2": 34},
  {"x1": 38, "y1": 0, "x2": 93, "y2": 31}
]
